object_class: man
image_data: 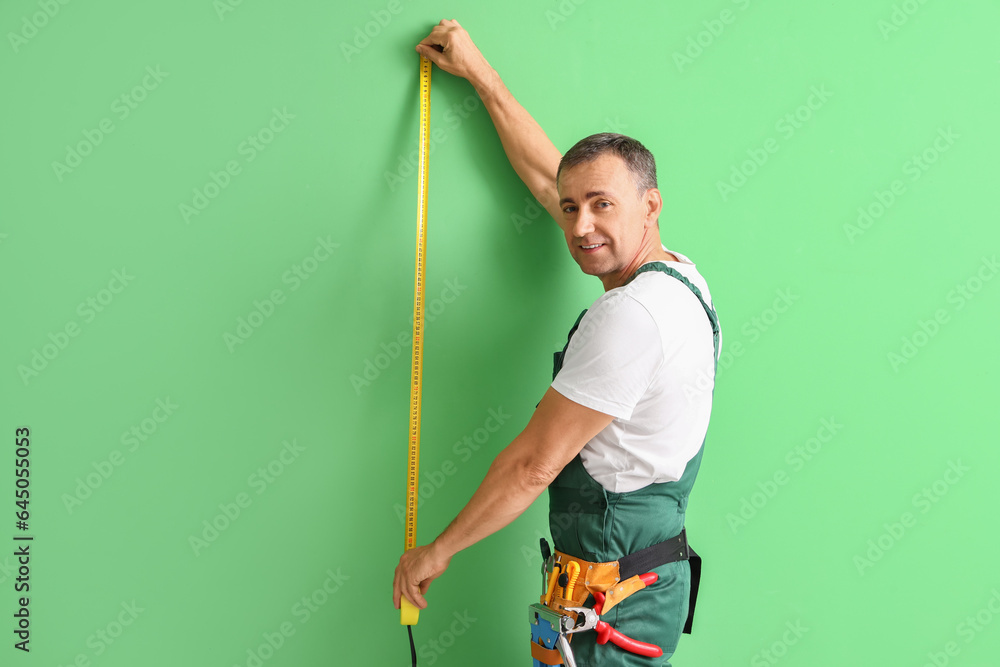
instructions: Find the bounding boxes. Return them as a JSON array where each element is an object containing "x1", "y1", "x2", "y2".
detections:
[{"x1": 393, "y1": 19, "x2": 721, "y2": 666}]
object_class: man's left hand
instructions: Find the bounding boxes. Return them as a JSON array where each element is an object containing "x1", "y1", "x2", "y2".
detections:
[{"x1": 394, "y1": 541, "x2": 452, "y2": 610}]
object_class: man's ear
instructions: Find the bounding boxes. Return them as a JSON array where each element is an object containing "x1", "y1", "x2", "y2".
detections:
[{"x1": 643, "y1": 188, "x2": 663, "y2": 228}]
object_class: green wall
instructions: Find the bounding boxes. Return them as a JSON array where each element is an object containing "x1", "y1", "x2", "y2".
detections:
[{"x1": 2, "y1": 1, "x2": 999, "y2": 665}]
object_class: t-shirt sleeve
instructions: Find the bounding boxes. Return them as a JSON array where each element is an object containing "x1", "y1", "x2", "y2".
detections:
[{"x1": 550, "y1": 293, "x2": 663, "y2": 421}]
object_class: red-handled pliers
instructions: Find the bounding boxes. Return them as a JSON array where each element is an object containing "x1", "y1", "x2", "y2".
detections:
[{"x1": 566, "y1": 572, "x2": 663, "y2": 658}]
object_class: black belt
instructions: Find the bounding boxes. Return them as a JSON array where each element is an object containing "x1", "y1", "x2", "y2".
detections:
[{"x1": 618, "y1": 528, "x2": 701, "y2": 634}]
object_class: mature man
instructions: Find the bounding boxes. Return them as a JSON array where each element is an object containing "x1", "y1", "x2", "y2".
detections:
[{"x1": 393, "y1": 19, "x2": 721, "y2": 666}]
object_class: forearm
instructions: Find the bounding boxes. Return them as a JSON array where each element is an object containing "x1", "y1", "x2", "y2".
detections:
[
  {"x1": 469, "y1": 67, "x2": 563, "y2": 216},
  {"x1": 392, "y1": 386, "x2": 614, "y2": 609},
  {"x1": 432, "y1": 433, "x2": 551, "y2": 559}
]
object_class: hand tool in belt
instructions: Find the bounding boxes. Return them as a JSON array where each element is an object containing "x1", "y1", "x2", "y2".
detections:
[{"x1": 529, "y1": 529, "x2": 699, "y2": 663}]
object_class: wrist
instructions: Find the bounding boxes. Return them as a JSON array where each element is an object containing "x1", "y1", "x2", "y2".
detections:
[
  {"x1": 470, "y1": 65, "x2": 501, "y2": 101},
  {"x1": 430, "y1": 532, "x2": 457, "y2": 562}
]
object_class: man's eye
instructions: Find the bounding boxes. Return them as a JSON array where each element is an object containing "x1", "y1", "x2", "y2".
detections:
[
  {"x1": 563, "y1": 206, "x2": 577, "y2": 213},
  {"x1": 597, "y1": 201, "x2": 610, "y2": 208}
]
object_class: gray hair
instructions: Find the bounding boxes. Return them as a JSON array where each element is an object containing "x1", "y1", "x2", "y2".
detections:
[{"x1": 556, "y1": 133, "x2": 658, "y2": 197}]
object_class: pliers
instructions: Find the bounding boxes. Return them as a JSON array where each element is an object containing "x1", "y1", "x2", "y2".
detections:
[
  {"x1": 552, "y1": 603, "x2": 599, "y2": 667},
  {"x1": 564, "y1": 572, "x2": 664, "y2": 659}
]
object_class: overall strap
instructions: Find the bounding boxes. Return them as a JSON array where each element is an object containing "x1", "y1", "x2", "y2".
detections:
[
  {"x1": 628, "y1": 261, "x2": 720, "y2": 372},
  {"x1": 554, "y1": 262, "x2": 720, "y2": 380},
  {"x1": 552, "y1": 308, "x2": 589, "y2": 381}
]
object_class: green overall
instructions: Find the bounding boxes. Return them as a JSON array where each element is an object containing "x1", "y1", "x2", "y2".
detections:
[{"x1": 548, "y1": 261, "x2": 720, "y2": 667}]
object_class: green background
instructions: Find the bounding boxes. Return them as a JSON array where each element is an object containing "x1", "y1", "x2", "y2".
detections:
[{"x1": 2, "y1": 1, "x2": 998, "y2": 665}]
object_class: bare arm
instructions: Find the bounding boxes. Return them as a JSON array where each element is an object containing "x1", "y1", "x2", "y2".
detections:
[
  {"x1": 392, "y1": 386, "x2": 614, "y2": 610},
  {"x1": 416, "y1": 20, "x2": 563, "y2": 221}
]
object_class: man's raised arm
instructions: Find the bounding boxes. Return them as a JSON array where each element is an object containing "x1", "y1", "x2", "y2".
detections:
[{"x1": 416, "y1": 20, "x2": 563, "y2": 221}]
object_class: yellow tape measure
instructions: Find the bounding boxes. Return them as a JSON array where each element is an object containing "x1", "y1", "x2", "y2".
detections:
[{"x1": 401, "y1": 54, "x2": 432, "y2": 627}]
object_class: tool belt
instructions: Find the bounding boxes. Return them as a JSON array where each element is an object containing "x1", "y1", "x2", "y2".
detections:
[
  {"x1": 544, "y1": 527, "x2": 699, "y2": 626},
  {"x1": 531, "y1": 528, "x2": 700, "y2": 664}
]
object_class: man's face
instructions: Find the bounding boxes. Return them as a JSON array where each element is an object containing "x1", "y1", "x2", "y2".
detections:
[{"x1": 557, "y1": 153, "x2": 657, "y2": 281}]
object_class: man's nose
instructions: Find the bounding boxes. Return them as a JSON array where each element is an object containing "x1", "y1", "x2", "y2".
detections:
[{"x1": 572, "y1": 210, "x2": 595, "y2": 238}]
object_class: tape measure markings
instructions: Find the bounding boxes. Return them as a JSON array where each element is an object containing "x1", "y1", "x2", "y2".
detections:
[{"x1": 404, "y1": 56, "x2": 431, "y2": 560}]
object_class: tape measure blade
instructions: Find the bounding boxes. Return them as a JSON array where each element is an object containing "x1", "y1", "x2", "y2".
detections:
[{"x1": 405, "y1": 55, "x2": 432, "y2": 556}]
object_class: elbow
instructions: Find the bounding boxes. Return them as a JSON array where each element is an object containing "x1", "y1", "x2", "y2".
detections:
[
  {"x1": 515, "y1": 456, "x2": 562, "y2": 493},
  {"x1": 497, "y1": 431, "x2": 572, "y2": 493}
]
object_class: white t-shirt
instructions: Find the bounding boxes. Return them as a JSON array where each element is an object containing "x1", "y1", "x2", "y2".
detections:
[{"x1": 550, "y1": 247, "x2": 721, "y2": 493}]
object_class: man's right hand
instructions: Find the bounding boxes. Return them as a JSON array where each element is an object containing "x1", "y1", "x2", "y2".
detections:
[
  {"x1": 416, "y1": 19, "x2": 494, "y2": 85},
  {"x1": 414, "y1": 18, "x2": 564, "y2": 223}
]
